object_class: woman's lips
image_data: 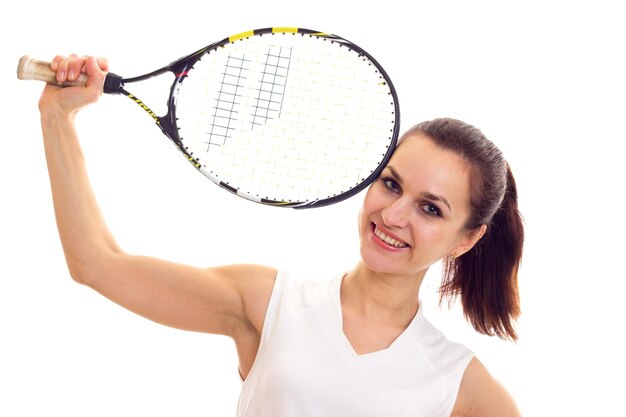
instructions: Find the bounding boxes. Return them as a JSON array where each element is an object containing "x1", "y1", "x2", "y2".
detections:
[{"x1": 371, "y1": 223, "x2": 410, "y2": 249}]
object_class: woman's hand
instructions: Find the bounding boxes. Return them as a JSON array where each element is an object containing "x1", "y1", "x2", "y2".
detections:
[{"x1": 38, "y1": 55, "x2": 109, "y2": 118}]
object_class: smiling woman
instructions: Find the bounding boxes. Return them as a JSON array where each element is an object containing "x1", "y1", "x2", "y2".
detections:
[
  {"x1": 37, "y1": 55, "x2": 522, "y2": 417},
  {"x1": 359, "y1": 134, "x2": 481, "y2": 277}
]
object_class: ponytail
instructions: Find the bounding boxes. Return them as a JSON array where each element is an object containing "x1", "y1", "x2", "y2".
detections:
[
  {"x1": 405, "y1": 118, "x2": 524, "y2": 341},
  {"x1": 440, "y1": 164, "x2": 523, "y2": 341}
]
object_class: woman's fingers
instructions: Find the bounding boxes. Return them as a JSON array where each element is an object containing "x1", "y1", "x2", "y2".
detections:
[{"x1": 50, "y1": 54, "x2": 108, "y2": 83}]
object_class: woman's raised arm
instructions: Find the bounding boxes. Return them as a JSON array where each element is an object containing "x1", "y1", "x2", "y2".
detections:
[{"x1": 38, "y1": 55, "x2": 275, "y2": 340}]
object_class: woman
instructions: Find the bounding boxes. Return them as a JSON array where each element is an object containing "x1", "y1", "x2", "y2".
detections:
[{"x1": 39, "y1": 55, "x2": 523, "y2": 417}]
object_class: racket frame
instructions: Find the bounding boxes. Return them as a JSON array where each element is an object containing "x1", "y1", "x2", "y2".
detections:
[{"x1": 82, "y1": 27, "x2": 400, "y2": 208}]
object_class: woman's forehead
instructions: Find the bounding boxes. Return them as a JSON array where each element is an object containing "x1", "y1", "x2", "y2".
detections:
[
  {"x1": 387, "y1": 134, "x2": 472, "y2": 205},
  {"x1": 391, "y1": 133, "x2": 468, "y2": 171}
]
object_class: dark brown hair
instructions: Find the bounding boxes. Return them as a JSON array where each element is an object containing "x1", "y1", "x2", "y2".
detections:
[{"x1": 402, "y1": 118, "x2": 524, "y2": 341}]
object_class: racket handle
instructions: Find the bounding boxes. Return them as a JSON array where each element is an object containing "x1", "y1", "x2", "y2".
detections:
[{"x1": 17, "y1": 55, "x2": 88, "y2": 87}]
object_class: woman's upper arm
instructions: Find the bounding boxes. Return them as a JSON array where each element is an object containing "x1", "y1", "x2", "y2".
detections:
[
  {"x1": 453, "y1": 357, "x2": 522, "y2": 417},
  {"x1": 81, "y1": 253, "x2": 277, "y2": 337}
]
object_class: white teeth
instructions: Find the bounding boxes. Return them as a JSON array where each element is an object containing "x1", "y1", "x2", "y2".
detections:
[{"x1": 374, "y1": 226, "x2": 408, "y2": 248}]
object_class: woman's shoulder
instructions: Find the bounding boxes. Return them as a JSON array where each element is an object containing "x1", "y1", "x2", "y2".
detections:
[
  {"x1": 239, "y1": 268, "x2": 338, "y2": 323},
  {"x1": 415, "y1": 316, "x2": 475, "y2": 373},
  {"x1": 452, "y1": 357, "x2": 521, "y2": 417},
  {"x1": 271, "y1": 269, "x2": 341, "y2": 309},
  {"x1": 223, "y1": 264, "x2": 278, "y2": 333}
]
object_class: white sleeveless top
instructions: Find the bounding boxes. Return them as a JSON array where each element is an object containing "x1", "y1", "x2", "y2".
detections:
[{"x1": 236, "y1": 271, "x2": 474, "y2": 417}]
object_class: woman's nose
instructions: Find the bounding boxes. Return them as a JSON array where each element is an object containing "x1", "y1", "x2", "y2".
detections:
[{"x1": 381, "y1": 197, "x2": 411, "y2": 228}]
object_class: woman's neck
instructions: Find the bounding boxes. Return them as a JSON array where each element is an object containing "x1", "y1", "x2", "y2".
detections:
[{"x1": 342, "y1": 262, "x2": 426, "y2": 326}]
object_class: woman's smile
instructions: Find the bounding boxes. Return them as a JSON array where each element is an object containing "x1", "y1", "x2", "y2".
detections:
[{"x1": 371, "y1": 223, "x2": 410, "y2": 250}]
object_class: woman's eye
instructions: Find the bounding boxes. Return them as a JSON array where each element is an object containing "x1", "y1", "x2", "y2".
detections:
[
  {"x1": 382, "y1": 178, "x2": 400, "y2": 193},
  {"x1": 421, "y1": 203, "x2": 441, "y2": 217}
]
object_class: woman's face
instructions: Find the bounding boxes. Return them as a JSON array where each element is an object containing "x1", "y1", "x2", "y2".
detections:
[{"x1": 358, "y1": 133, "x2": 482, "y2": 277}]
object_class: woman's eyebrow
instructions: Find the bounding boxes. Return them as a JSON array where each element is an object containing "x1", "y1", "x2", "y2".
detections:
[
  {"x1": 387, "y1": 165, "x2": 452, "y2": 211},
  {"x1": 387, "y1": 166, "x2": 403, "y2": 183},
  {"x1": 421, "y1": 191, "x2": 451, "y2": 212}
]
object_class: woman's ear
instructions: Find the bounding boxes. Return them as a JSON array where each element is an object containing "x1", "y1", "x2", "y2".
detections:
[{"x1": 452, "y1": 224, "x2": 487, "y2": 258}]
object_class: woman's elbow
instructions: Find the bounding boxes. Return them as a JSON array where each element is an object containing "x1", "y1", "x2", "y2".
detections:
[
  {"x1": 67, "y1": 264, "x2": 86, "y2": 284},
  {"x1": 65, "y1": 249, "x2": 123, "y2": 286}
]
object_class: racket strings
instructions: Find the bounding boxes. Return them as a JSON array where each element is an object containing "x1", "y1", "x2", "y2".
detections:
[
  {"x1": 251, "y1": 46, "x2": 291, "y2": 128},
  {"x1": 175, "y1": 33, "x2": 396, "y2": 203},
  {"x1": 205, "y1": 54, "x2": 250, "y2": 150}
]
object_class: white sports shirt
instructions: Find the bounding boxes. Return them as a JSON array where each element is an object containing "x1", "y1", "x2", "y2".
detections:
[{"x1": 236, "y1": 271, "x2": 474, "y2": 417}]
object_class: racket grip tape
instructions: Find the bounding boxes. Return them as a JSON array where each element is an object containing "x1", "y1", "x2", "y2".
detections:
[{"x1": 17, "y1": 55, "x2": 88, "y2": 87}]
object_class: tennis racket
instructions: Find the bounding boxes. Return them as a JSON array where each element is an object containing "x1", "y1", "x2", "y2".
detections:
[{"x1": 18, "y1": 27, "x2": 400, "y2": 208}]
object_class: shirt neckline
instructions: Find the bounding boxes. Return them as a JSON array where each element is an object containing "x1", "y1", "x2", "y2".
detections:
[{"x1": 326, "y1": 273, "x2": 424, "y2": 358}]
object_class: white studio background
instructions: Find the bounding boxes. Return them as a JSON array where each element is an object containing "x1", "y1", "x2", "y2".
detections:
[{"x1": 1, "y1": 1, "x2": 624, "y2": 416}]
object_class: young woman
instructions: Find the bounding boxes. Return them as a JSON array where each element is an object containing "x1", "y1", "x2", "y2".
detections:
[{"x1": 38, "y1": 55, "x2": 523, "y2": 417}]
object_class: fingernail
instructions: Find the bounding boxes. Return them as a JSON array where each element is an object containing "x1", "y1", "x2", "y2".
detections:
[
  {"x1": 58, "y1": 71, "x2": 65, "y2": 81},
  {"x1": 68, "y1": 71, "x2": 75, "y2": 80}
]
